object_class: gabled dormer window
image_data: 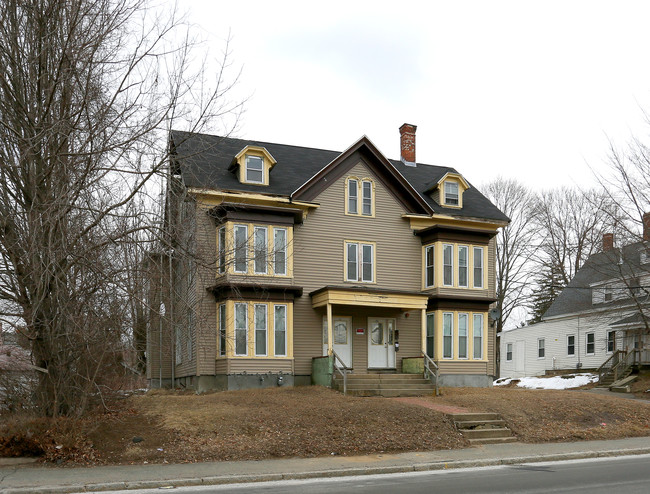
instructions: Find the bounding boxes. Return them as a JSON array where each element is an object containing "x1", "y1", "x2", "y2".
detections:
[
  {"x1": 231, "y1": 145, "x2": 277, "y2": 186},
  {"x1": 444, "y1": 182, "x2": 459, "y2": 206},
  {"x1": 427, "y1": 172, "x2": 470, "y2": 209}
]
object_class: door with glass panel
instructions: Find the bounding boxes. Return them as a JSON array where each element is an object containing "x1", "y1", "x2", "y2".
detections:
[
  {"x1": 322, "y1": 317, "x2": 352, "y2": 368},
  {"x1": 368, "y1": 318, "x2": 396, "y2": 368}
]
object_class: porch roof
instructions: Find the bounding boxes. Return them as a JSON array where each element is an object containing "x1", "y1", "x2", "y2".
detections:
[
  {"x1": 310, "y1": 285, "x2": 428, "y2": 310},
  {"x1": 610, "y1": 312, "x2": 650, "y2": 329}
]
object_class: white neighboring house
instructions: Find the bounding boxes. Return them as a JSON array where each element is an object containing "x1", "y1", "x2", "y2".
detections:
[{"x1": 500, "y1": 230, "x2": 650, "y2": 379}]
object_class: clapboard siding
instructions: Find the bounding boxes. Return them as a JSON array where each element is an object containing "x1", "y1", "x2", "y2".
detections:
[
  {"x1": 195, "y1": 202, "x2": 217, "y2": 376},
  {"x1": 438, "y1": 361, "x2": 488, "y2": 374}
]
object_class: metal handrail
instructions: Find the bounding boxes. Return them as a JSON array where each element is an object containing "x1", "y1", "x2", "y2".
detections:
[
  {"x1": 422, "y1": 351, "x2": 440, "y2": 396},
  {"x1": 331, "y1": 350, "x2": 349, "y2": 395}
]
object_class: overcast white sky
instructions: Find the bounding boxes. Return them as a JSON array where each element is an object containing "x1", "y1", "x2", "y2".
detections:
[{"x1": 176, "y1": 0, "x2": 650, "y2": 191}]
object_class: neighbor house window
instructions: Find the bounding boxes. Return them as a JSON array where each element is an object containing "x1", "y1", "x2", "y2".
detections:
[
  {"x1": 473, "y1": 314, "x2": 483, "y2": 359},
  {"x1": 604, "y1": 285, "x2": 613, "y2": 302},
  {"x1": 346, "y1": 242, "x2": 374, "y2": 282},
  {"x1": 425, "y1": 245, "x2": 434, "y2": 288},
  {"x1": 567, "y1": 335, "x2": 575, "y2": 356},
  {"x1": 234, "y1": 303, "x2": 248, "y2": 356},
  {"x1": 506, "y1": 343, "x2": 513, "y2": 362},
  {"x1": 219, "y1": 304, "x2": 227, "y2": 357},
  {"x1": 426, "y1": 313, "x2": 435, "y2": 358},
  {"x1": 234, "y1": 225, "x2": 248, "y2": 273},
  {"x1": 274, "y1": 228, "x2": 287, "y2": 275},
  {"x1": 443, "y1": 244, "x2": 453, "y2": 286},
  {"x1": 361, "y1": 180, "x2": 373, "y2": 216},
  {"x1": 586, "y1": 332, "x2": 595, "y2": 355},
  {"x1": 473, "y1": 247, "x2": 484, "y2": 288},
  {"x1": 538, "y1": 338, "x2": 545, "y2": 359},
  {"x1": 444, "y1": 181, "x2": 459, "y2": 206},
  {"x1": 254, "y1": 226, "x2": 268, "y2": 274},
  {"x1": 254, "y1": 304, "x2": 267, "y2": 356},
  {"x1": 245, "y1": 155, "x2": 264, "y2": 184},
  {"x1": 347, "y1": 178, "x2": 358, "y2": 214},
  {"x1": 458, "y1": 246, "x2": 468, "y2": 288},
  {"x1": 607, "y1": 331, "x2": 616, "y2": 353},
  {"x1": 458, "y1": 313, "x2": 468, "y2": 359},
  {"x1": 274, "y1": 305, "x2": 287, "y2": 356},
  {"x1": 218, "y1": 226, "x2": 226, "y2": 274},
  {"x1": 443, "y1": 312, "x2": 453, "y2": 359}
]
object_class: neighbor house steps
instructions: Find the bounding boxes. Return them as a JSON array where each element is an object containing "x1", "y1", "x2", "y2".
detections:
[
  {"x1": 332, "y1": 373, "x2": 435, "y2": 397},
  {"x1": 449, "y1": 412, "x2": 517, "y2": 445},
  {"x1": 597, "y1": 368, "x2": 633, "y2": 388}
]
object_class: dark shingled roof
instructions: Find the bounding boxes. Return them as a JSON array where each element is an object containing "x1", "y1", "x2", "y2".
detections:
[
  {"x1": 170, "y1": 131, "x2": 509, "y2": 223},
  {"x1": 543, "y1": 242, "x2": 650, "y2": 319}
]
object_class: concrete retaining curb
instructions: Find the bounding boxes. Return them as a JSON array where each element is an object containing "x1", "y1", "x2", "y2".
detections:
[{"x1": 4, "y1": 447, "x2": 650, "y2": 494}]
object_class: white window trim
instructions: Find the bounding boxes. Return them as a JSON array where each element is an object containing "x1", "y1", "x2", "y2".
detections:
[
  {"x1": 537, "y1": 338, "x2": 545, "y2": 359},
  {"x1": 567, "y1": 334, "x2": 575, "y2": 357},
  {"x1": 254, "y1": 304, "x2": 268, "y2": 357},
  {"x1": 444, "y1": 181, "x2": 459, "y2": 206},
  {"x1": 274, "y1": 305, "x2": 287, "y2": 357},
  {"x1": 234, "y1": 303, "x2": 248, "y2": 356},
  {"x1": 254, "y1": 226, "x2": 268, "y2": 274},
  {"x1": 458, "y1": 313, "x2": 469, "y2": 359},
  {"x1": 473, "y1": 313, "x2": 483, "y2": 360},
  {"x1": 443, "y1": 244, "x2": 454, "y2": 287},
  {"x1": 234, "y1": 224, "x2": 248, "y2": 274},
  {"x1": 585, "y1": 332, "x2": 595, "y2": 356},
  {"x1": 361, "y1": 179, "x2": 373, "y2": 216},
  {"x1": 473, "y1": 246, "x2": 484, "y2": 289},
  {"x1": 458, "y1": 245, "x2": 469, "y2": 288},
  {"x1": 442, "y1": 312, "x2": 454, "y2": 359},
  {"x1": 218, "y1": 304, "x2": 227, "y2": 357},
  {"x1": 245, "y1": 155, "x2": 264, "y2": 184},
  {"x1": 606, "y1": 330, "x2": 616, "y2": 354},
  {"x1": 425, "y1": 245, "x2": 435, "y2": 288}
]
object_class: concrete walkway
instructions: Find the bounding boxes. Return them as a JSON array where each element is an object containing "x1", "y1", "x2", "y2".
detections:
[{"x1": 1, "y1": 436, "x2": 650, "y2": 494}]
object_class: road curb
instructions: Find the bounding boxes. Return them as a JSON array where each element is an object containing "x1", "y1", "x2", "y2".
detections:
[{"x1": 3, "y1": 447, "x2": 650, "y2": 493}]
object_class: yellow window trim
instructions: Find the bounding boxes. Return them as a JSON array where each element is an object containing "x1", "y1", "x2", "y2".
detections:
[
  {"x1": 344, "y1": 176, "x2": 376, "y2": 218},
  {"x1": 234, "y1": 145, "x2": 277, "y2": 186},
  {"x1": 421, "y1": 241, "x2": 489, "y2": 291},
  {"x1": 430, "y1": 310, "x2": 489, "y2": 362}
]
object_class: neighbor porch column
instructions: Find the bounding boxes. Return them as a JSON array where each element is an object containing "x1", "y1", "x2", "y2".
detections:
[
  {"x1": 421, "y1": 309, "x2": 427, "y2": 355},
  {"x1": 327, "y1": 302, "x2": 333, "y2": 355}
]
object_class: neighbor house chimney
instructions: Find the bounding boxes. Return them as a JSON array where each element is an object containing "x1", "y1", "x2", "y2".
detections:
[
  {"x1": 603, "y1": 233, "x2": 614, "y2": 252},
  {"x1": 399, "y1": 123, "x2": 417, "y2": 166},
  {"x1": 643, "y1": 212, "x2": 650, "y2": 241}
]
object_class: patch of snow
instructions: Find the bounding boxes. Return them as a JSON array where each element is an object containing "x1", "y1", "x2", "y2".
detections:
[{"x1": 495, "y1": 373, "x2": 598, "y2": 390}]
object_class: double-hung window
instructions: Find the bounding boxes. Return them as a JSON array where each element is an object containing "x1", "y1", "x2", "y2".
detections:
[
  {"x1": 274, "y1": 228, "x2": 287, "y2": 275},
  {"x1": 254, "y1": 227, "x2": 268, "y2": 274},
  {"x1": 444, "y1": 181, "x2": 459, "y2": 206},
  {"x1": 426, "y1": 313, "x2": 435, "y2": 358},
  {"x1": 234, "y1": 225, "x2": 248, "y2": 273},
  {"x1": 607, "y1": 331, "x2": 616, "y2": 353},
  {"x1": 586, "y1": 332, "x2": 595, "y2": 355},
  {"x1": 218, "y1": 227, "x2": 226, "y2": 274},
  {"x1": 443, "y1": 312, "x2": 453, "y2": 359},
  {"x1": 254, "y1": 304, "x2": 267, "y2": 356},
  {"x1": 346, "y1": 242, "x2": 374, "y2": 282},
  {"x1": 538, "y1": 338, "x2": 545, "y2": 359},
  {"x1": 347, "y1": 178, "x2": 358, "y2": 214},
  {"x1": 443, "y1": 244, "x2": 454, "y2": 286},
  {"x1": 274, "y1": 305, "x2": 287, "y2": 356},
  {"x1": 567, "y1": 335, "x2": 575, "y2": 356},
  {"x1": 425, "y1": 245, "x2": 434, "y2": 288},
  {"x1": 473, "y1": 247, "x2": 484, "y2": 288},
  {"x1": 473, "y1": 314, "x2": 483, "y2": 359},
  {"x1": 506, "y1": 343, "x2": 513, "y2": 361},
  {"x1": 245, "y1": 155, "x2": 264, "y2": 184},
  {"x1": 458, "y1": 313, "x2": 468, "y2": 359},
  {"x1": 361, "y1": 180, "x2": 373, "y2": 216},
  {"x1": 218, "y1": 304, "x2": 227, "y2": 357},
  {"x1": 234, "y1": 303, "x2": 248, "y2": 356},
  {"x1": 458, "y1": 246, "x2": 468, "y2": 288}
]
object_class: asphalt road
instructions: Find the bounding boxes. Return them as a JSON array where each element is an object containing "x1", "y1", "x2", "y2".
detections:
[{"x1": 95, "y1": 454, "x2": 650, "y2": 494}]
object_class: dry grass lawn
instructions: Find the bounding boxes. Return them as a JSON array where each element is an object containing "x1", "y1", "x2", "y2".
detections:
[{"x1": 1, "y1": 384, "x2": 649, "y2": 465}]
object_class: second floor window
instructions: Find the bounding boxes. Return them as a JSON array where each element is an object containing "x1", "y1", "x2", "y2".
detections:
[
  {"x1": 425, "y1": 245, "x2": 434, "y2": 287},
  {"x1": 473, "y1": 246, "x2": 484, "y2": 288},
  {"x1": 218, "y1": 227, "x2": 226, "y2": 274},
  {"x1": 346, "y1": 242, "x2": 374, "y2": 282},
  {"x1": 254, "y1": 227, "x2": 268, "y2": 274},
  {"x1": 245, "y1": 155, "x2": 264, "y2": 184},
  {"x1": 234, "y1": 225, "x2": 248, "y2": 273},
  {"x1": 458, "y1": 246, "x2": 468, "y2": 287},
  {"x1": 443, "y1": 244, "x2": 453, "y2": 286},
  {"x1": 274, "y1": 228, "x2": 287, "y2": 275}
]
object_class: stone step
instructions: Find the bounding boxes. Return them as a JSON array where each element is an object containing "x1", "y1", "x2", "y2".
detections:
[
  {"x1": 343, "y1": 382, "x2": 435, "y2": 390},
  {"x1": 467, "y1": 436, "x2": 518, "y2": 445},
  {"x1": 345, "y1": 389, "x2": 435, "y2": 398},
  {"x1": 454, "y1": 419, "x2": 507, "y2": 429},
  {"x1": 459, "y1": 428, "x2": 513, "y2": 440},
  {"x1": 339, "y1": 374, "x2": 428, "y2": 381},
  {"x1": 449, "y1": 412, "x2": 501, "y2": 422}
]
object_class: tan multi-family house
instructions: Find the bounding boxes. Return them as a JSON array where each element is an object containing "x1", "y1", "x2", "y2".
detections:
[{"x1": 146, "y1": 124, "x2": 509, "y2": 392}]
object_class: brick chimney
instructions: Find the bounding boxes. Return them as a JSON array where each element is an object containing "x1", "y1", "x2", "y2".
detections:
[
  {"x1": 603, "y1": 233, "x2": 614, "y2": 252},
  {"x1": 643, "y1": 212, "x2": 650, "y2": 241},
  {"x1": 399, "y1": 123, "x2": 417, "y2": 166}
]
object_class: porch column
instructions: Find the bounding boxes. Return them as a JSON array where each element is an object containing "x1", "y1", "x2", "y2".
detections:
[
  {"x1": 421, "y1": 309, "x2": 427, "y2": 355},
  {"x1": 327, "y1": 302, "x2": 333, "y2": 355}
]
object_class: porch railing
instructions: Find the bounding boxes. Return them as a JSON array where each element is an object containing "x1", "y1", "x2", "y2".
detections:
[
  {"x1": 422, "y1": 351, "x2": 440, "y2": 396},
  {"x1": 598, "y1": 349, "x2": 639, "y2": 384},
  {"x1": 331, "y1": 350, "x2": 350, "y2": 395}
]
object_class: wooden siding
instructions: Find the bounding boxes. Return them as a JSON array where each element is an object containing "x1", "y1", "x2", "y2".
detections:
[
  {"x1": 226, "y1": 359, "x2": 293, "y2": 373},
  {"x1": 438, "y1": 361, "x2": 488, "y2": 374},
  {"x1": 293, "y1": 161, "x2": 421, "y2": 374}
]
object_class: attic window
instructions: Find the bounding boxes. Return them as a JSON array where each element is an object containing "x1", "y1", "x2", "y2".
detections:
[
  {"x1": 444, "y1": 182, "x2": 459, "y2": 206},
  {"x1": 246, "y1": 155, "x2": 264, "y2": 184}
]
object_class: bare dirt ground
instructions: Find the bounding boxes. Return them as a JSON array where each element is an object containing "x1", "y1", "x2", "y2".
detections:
[{"x1": 1, "y1": 384, "x2": 649, "y2": 465}]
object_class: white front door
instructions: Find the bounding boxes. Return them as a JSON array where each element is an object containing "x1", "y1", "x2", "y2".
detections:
[
  {"x1": 368, "y1": 318, "x2": 396, "y2": 368},
  {"x1": 322, "y1": 316, "x2": 352, "y2": 368}
]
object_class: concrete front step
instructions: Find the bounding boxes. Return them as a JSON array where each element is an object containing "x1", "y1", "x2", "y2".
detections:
[
  {"x1": 454, "y1": 419, "x2": 507, "y2": 429},
  {"x1": 345, "y1": 388, "x2": 435, "y2": 397},
  {"x1": 451, "y1": 412, "x2": 501, "y2": 422},
  {"x1": 459, "y1": 428, "x2": 513, "y2": 440},
  {"x1": 344, "y1": 382, "x2": 435, "y2": 390},
  {"x1": 468, "y1": 436, "x2": 518, "y2": 445},
  {"x1": 450, "y1": 412, "x2": 516, "y2": 445}
]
